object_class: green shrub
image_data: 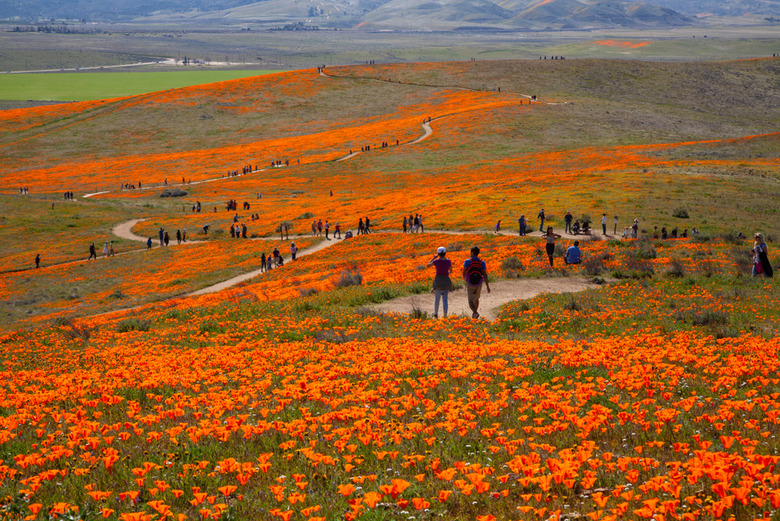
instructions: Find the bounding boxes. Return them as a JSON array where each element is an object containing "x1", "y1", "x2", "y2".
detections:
[
  {"x1": 117, "y1": 318, "x2": 151, "y2": 333},
  {"x1": 335, "y1": 268, "x2": 363, "y2": 288},
  {"x1": 672, "y1": 207, "x2": 690, "y2": 219}
]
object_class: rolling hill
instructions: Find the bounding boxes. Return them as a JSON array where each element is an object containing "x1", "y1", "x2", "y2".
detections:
[{"x1": 3, "y1": 0, "x2": 772, "y2": 28}]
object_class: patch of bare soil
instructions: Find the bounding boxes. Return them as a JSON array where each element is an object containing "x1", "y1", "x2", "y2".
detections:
[{"x1": 372, "y1": 277, "x2": 600, "y2": 321}]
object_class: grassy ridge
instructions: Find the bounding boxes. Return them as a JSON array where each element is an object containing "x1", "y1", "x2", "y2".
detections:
[{"x1": 0, "y1": 70, "x2": 280, "y2": 101}]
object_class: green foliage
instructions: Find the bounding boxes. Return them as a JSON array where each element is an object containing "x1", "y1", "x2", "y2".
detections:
[{"x1": 116, "y1": 317, "x2": 151, "y2": 332}]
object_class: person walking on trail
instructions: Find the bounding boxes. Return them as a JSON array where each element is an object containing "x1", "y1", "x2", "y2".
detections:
[
  {"x1": 358, "y1": 218, "x2": 365, "y2": 235},
  {"x1": 538, "y1": 209, "x2": 546, "y2": 232},
  {"x1": 291, "y1": 242, "x2": 298, "y2": 261},
  {"x1": 403, "y1": 216, "x2": 408, "y2": 233},
  {"x1": 334, "y1": 222, "x2": 341, "y2": 239},
  {"x1": 311, "y1": 220, "x2": 317, "y2": 236},
  {"x1": 463, "y1": 246, "x2": 491, "y2": 319},
  {"x1": 159, "y1": 228, "x2": 164, "y2": 246},
  {"x1": 494, "y1": 220, "x2": 501, "y2": 234},
  {"x1": 601, "y1": 213, "x2": 607, "y2": 235},
  {"x1": 88, "y1": 243, "x2": 97, "y2": 260},
  {"x1": 35, "y1": 254, "x2": 40, "y2": 268},
  {"x1": 261, "y1": 253, "x2": 267, "y2": 272},
  {"x1": 365, "y1": 217, "x2": 371, "y2": 234},
  {"x1": 176, "y1": 229, "x2": 182, "y2": 244},
  {"x1": 518, "y1": 215, "x2": 527, "y2": 236},
  {"x1": 164, "y1": 231, "x2": 170, "y2": 246},
  {"x1": 565, "y1": 240, "x2": 582, "y2": 265},
  {"x1": 109, "y1": 241, "x2": 115, "y2": 257},
  {"x1": 631, "y1": 219, "x2": 639, "y2": 238},
  {"x1": 542, "y1": 226, "x2": 562, "y2": 267},
  {"x1": 325, "y1": 220, "x2": 330, "y2": 240},
  {"x1": 753, "y1": 233, "x2": 773, "y2": 278},
  {"x1": 102, "y1": 241, "x2": 109, "y2": 258},
  {"x1": 427, "y1": 247, "x2": 453, "y2": 318},
  {"x1": 564, "y1": 211, "x2": 573, "y2": 234},
  {"x1": 613, "y1": 215, "x2": 619, "y2": 235},
  {"x1": 147, "y1": 237, "x2": 153, "y2": 249},
  {"x1": 317, "y1": 219, "x2": 323, "y2": 237},
  {"x1": 418, "y1": 215, "x2": 424, "y2": 233}
]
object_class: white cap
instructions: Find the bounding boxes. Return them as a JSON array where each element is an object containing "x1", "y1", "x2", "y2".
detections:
[{"x1": 437, "y1": 246, "x2": 446, "y2": 254}]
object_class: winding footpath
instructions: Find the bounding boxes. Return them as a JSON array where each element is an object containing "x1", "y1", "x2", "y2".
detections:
[
  {"x1": 107, "y1": 218, "x2": 613, "y2": 316},
  {"x1": 58, "y1": 67, "x2": 586, "y2": 319}
]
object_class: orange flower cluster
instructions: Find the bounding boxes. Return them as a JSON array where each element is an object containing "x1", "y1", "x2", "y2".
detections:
[{"x1": 1, "y1": 309, "x2": 779, "y2": 520}]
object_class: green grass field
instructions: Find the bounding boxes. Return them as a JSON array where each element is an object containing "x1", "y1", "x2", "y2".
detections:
[{"x1": 0, "y1": 70, "x2": 281, "y2": 101}]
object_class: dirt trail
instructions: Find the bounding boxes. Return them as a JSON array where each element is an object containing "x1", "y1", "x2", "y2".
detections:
[
  {"x1": 110, "y1": 219, "x2": 615, "y2": 298},
  {"x1": 372, "y1": 277, "x2": 599, "y2": 321},
  {"x1": 188, "y1": 238, "x2": 332, "y2": 296}
]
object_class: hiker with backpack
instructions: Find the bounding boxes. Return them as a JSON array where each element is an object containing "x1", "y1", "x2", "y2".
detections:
[{"x1": 463, "y1": 246, "x2": 491, "y2": 319}]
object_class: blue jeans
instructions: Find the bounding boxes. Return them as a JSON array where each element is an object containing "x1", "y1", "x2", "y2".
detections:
[
  {"x1": 434, "y1": 290, "x2": 448, "y2": 317},
  {"x1": 539, "y1": 218, "x2": 545, "y2": 232}
]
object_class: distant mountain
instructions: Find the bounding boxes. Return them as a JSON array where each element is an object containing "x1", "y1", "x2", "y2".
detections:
[
  {"x1": 0, "y1": 0, "x2": 774, "y2": 27},
  {"x1": 505, "y1": 0, "x2": 693, "y2": 29}
]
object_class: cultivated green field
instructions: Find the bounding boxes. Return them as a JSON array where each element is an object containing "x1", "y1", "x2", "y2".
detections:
[{"x1": 0, "y1": 70, "x2": 280, "y2": 101}]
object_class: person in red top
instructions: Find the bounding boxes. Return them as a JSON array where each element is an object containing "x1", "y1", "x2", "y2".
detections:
[{"x1": 427, "y1": 247, "x2": 453, "y2": 318}]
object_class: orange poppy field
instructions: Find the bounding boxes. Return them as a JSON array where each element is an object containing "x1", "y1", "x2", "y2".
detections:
[{"x1": 1, "y1": 59, "x2": 780, "y2": 520}]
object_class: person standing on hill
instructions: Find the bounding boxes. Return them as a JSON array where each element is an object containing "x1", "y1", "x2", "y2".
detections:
[
  {"x1": 334, "y1": 222, "x2": 341, "y2": 239},
  {"x1": 542, "y1": 226, "x2": 562, "y2": 267},
  {"x1": 601, "y1": 213, "x2": 607, "y2": 235},
  {"x1": 358, "y1": 218, "x2": 365, "y2": 235},
  {"x1": 365, "y1": 217, "x2": 371, "y2": 234},
  {"x1": 564, "y1": 211, "x2": 573, "y2": 234},
  {"x1": 463, "y1": 246, "x2": 491, "y2": 319},
  {"x1": 403, "y1": 216, "x2": 408, "y2": 233},
  {"x1": 102, "y1": 242, "x2": 109, "y2": 258},
  {"x1": 158, "y1": 228, "x2": 164, "y2": 246},
  {"x1": 538, "y1": 208, "x2": 545, "y2": 232},
  {"x1": 35, "y1": 254, "x2": 40, "y2": 268},
  {"x1": 753, "y1": 233, "x2": 773, "y2": 278},
  {"x1": 325, "y1": 220, "x2": 330, "y2": 240},
  {"x1": 613, "y1": 215, "x2": 619, "y2": 235},
  {"x1": 427, "y1": 246, "x2": 453, "y2": 318},
  {"x1": 518, "y1": 215, "x2": 527, "y2": 236},
  {"x1": 291, "y1": 242, "x2": 298, "y2": 261}
]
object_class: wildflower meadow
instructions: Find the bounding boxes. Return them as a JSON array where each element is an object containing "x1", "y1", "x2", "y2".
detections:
[{"x1": 1, "y1": 59, "x2": 779, "y2": 520}]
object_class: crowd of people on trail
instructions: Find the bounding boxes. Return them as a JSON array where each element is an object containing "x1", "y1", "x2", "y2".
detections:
[
  {"x1": 120, "y1": 182, "x2": 142, "y2": 190},
  {"x1": 63, "y1": 191, "x2": 75, "y2": 200},
  {"x1": 403, "y1": 214, "x2": 424, "y2": 233},
  {"x1": 18, "y1": 187, "x2": 30, "y2": 194}
]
